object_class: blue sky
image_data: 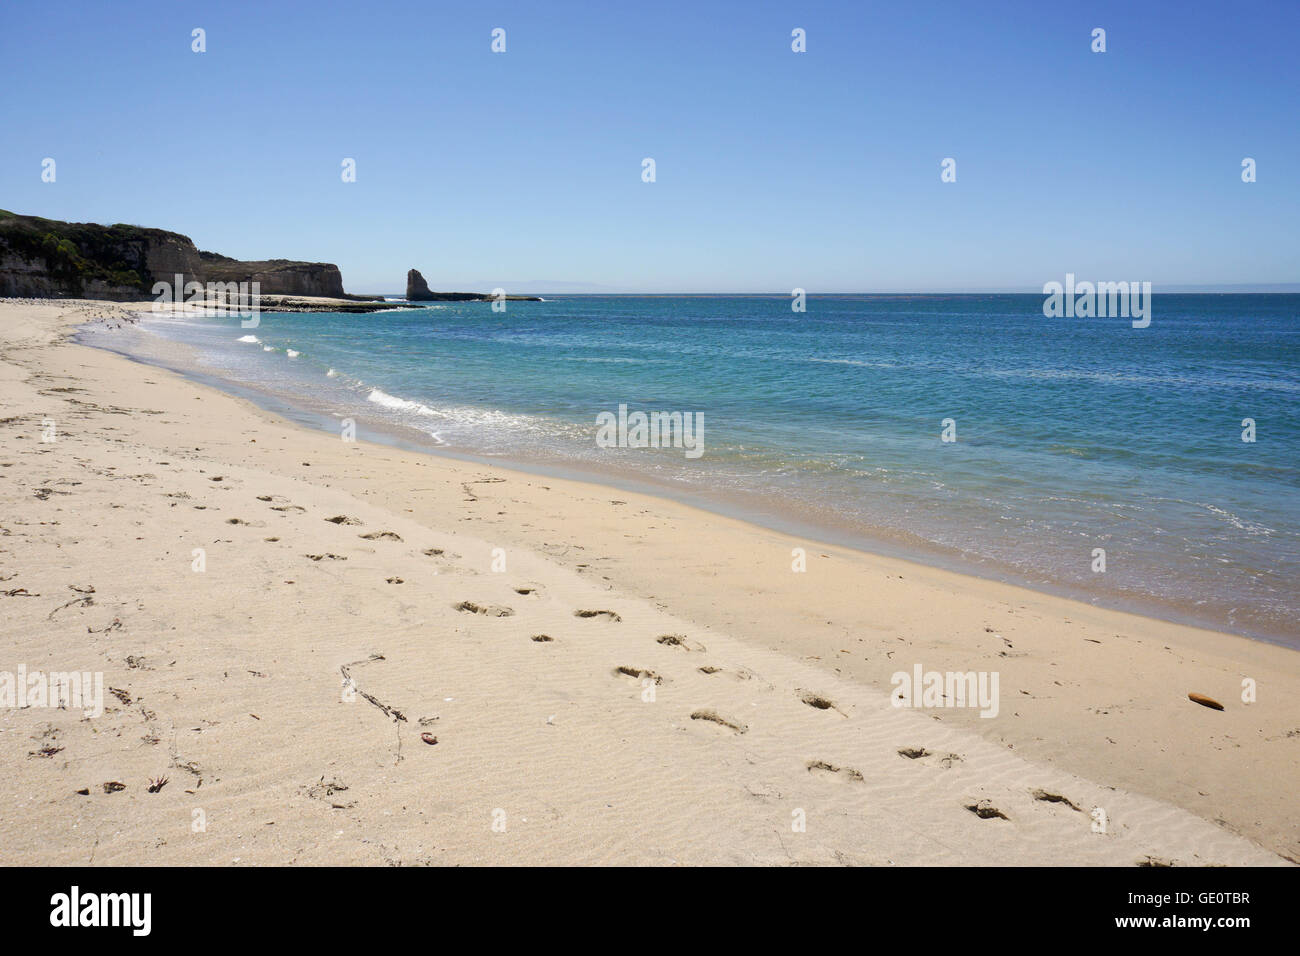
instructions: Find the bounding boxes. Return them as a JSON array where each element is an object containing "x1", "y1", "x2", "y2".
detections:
[{"x1": 2, "y1": 0, "x2": 1297, "y2": 293}]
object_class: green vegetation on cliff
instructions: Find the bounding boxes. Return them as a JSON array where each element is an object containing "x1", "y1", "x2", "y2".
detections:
[
  {"x1": 0, "y1": 210, "x2": 159, "y2": 293},
  {"x1": 0, "y1": 209, "x2": 155, "y2": 294},
  {"x1": 0, "y1": 210, "x2": 351, "y2": 300}
]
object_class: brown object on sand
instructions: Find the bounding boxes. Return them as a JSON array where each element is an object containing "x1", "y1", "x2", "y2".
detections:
[
  {"x1": 1188, "y1": 692, "x2": 1225, "y2": 711},
  {"x1": 421, "y1": 733, "x2": 438, "y2": 745}
]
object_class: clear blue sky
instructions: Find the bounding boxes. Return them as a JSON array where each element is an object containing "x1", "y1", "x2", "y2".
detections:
[{"x1": 2, "y1": 0, "x2": 1296, "y2": 293}]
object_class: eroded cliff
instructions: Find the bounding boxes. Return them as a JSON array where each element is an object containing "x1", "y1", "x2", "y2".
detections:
[{"x1": 0, "y1": 210, "x2": 346, "y2": 300}]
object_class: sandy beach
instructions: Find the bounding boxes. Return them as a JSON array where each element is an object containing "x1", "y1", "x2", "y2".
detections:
[{"x1": 0, "y1": 298, "x2": 1295, "y2": 866}]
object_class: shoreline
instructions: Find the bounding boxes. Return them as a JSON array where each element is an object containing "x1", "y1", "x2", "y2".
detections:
[
  {"x1": 2, "y1": 298, "x2": 1297, "y2": 865},
  {"x1": 89, "y1": 306, "x2": 1297, "y2": 651}
]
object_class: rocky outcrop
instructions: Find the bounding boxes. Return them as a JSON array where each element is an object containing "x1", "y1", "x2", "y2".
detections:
[
  {"x1": 406, "y1": 267, "x2": 543, "y2": 302},
  {"x1": 0, "y1": 210, "x2": 350, "y2": 301},
  {"x1": 246, "y1": 294, "x2": 400, "y2": 313},
  {"x1": 406, "y1": 268, "x2": 435, "y2": 301}
]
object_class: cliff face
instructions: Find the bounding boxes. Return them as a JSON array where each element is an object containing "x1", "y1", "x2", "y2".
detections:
[
  {"x1": 0, "y1": 210, "x2": 347, "y2": 301},
  {"x1": 203, "y1": 255, "x2": 345, "y2": 297},
  {"x1": 0, "y1": 251, "x2": 145, "y2": 300},
  {"x1": 147, "y1": 233, "x2": 204, "y2": 281}
]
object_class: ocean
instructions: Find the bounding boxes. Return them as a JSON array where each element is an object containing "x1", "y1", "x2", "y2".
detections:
[{"x1": 83, "y1": 293, "x2": 1300, "y2": 646}]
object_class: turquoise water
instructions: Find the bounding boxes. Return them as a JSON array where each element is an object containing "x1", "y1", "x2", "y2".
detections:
[{"x1": 95, "y1": 294, "x2": 1300, "y2": 645}]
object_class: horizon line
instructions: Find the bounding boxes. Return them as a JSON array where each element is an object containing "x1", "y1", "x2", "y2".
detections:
[{"x1": 356, "y1": 285, "x2": 1300, "y2": 297}]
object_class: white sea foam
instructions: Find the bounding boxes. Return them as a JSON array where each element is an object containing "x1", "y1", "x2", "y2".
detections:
[
  {"x1": 262, "y1": 345, "x2": 274, "y2": 352},
  {"x1": 286, "y1": 349, "x2": 300, "y2": 358},
  {"x1": 1197, "y1": 502, "x2": 1277, "y2": 537},
  {"x1": 367, "y1": 388, "x2": 437, "y2": 416},
  {"x1": 237, "y1": 335, "x2": 260, "y2": 343},
  {"x1": 363, "y1": 387, "x2": 575, "y2": 438}
]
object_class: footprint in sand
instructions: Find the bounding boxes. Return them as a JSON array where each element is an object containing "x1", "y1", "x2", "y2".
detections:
[
  {"x1": 325, "y1": 515, "x2": 362, "y2": 525},
  {"x1": 513, "y1": 584, "x2": 541, "y2": 596},
  {"x1": 806, "y1": 759, "x2": 865, "y2": 783},
  {"x1": 614, "y1": 665, "x2": 663, "y2": 684},
  {"x1": 689, "y1": 709, "x2": 747, "y2": 734},
  {"x1": 453, "y1": 600, "x2": 514, "y2": 617},
  {"x1": 360, "y1": 531, "x2": 402, "y2": 541},
  {"x1": 897, "y1": 747, "x2": 963, "y2": 769},
  {"x1": 531, "y1": 634, "x2": 555, "y2": 643},
  {"x1": 574, "y1": 609, "x2": 621, "y2": 622},
  {"x1": 965, "y1": 800, "x2": 1010, "y2": 821},
  {"x1": 797, "y1": 690, "x2": 846, "y2": 716},
  {"x1": 656, "y1": 633, "x2": 705, "y2": 652},
  {"x1": 695, "y1": 664, "x2": 762, "y2": 683},
  {"x1": 1030, "y1": 788, "x2": 1083, "y2": 812}
]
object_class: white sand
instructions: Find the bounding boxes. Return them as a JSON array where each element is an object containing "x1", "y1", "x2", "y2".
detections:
[{"x1": 0, "y1": 299, "x2": 1294, "y2": 866}]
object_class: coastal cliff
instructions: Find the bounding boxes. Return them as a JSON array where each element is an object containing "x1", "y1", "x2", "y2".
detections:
[
  {"x1": 200, "y1": 252, "x2": 345, "y2": 297},
  {"x1": 0, "y1": 210, "x2": 348, "y2": 300},
  {"x1": 0, "y1": 212, "x2": 542, "y2": 309}
]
